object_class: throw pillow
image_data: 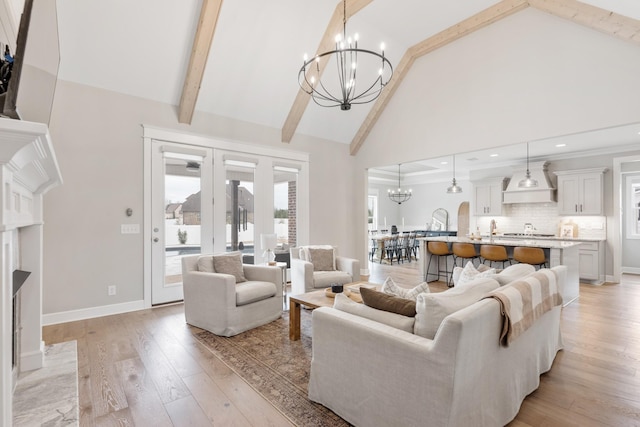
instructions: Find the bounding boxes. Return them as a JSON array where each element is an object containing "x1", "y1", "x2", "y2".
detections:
[
  {"x1": 211, "y1": 252, "x2": 246, "y2": 283},
  {"x1": 452, "y1": 263, "x2": 492, "y2": 285},
  {"x1": 414, "y1": 277, "x2": 500, "y2": 339},
  {"x1": 197, "y1": 256, "x2": 215, "y2": 273},
  {"x1": 333, "y1": 293, "x2": 415, "y2": 333},
  {"x1": 381, "y1": 277, "x2": 430, "y2": 301},
  {"x1": 456, "y1": 261, "x2": 496, "y2": 287},
  {"x1": 360, "y1": 287, "x2": 416, "y2": 317},
  {"x1": 308, "y1": 247, "x2": 335, "y2": 271},
  {"x1": 493, "y1": 263, "x2": 536, "y2": 286}
]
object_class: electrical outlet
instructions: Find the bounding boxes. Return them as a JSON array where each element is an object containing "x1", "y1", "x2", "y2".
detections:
[{"x1": 108, "y1": 285, "x2": 116, "y2": 296}]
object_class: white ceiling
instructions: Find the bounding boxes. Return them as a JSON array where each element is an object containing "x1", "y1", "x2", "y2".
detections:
[{"x1": 50, "y1": 0, "x2": 640, "y2": 147}]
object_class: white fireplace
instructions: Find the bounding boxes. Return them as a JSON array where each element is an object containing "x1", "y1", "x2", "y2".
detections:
[{"x1": 0, "y1": 118, "x2": 62, "y2": 426}]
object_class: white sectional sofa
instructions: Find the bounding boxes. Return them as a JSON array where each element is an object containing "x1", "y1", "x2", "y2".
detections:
[{"x1": 308, "y1": 266, "x2": 566, "y2": 427}]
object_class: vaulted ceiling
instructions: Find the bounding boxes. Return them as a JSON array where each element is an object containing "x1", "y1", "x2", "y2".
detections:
[{"x1": 35, "y1": 1, "x2": 640, "y2": 153}]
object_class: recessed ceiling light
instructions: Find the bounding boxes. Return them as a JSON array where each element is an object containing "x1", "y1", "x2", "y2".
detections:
[
  {"x1": 555, "y1": 143, "x2": 566, "y2": 147},
  {"x1": 440, "y1": 161, "x2": 448, "y2": 165},
  {"x1": 490, "y1": 154, "x2": 498, "y2": 157}
]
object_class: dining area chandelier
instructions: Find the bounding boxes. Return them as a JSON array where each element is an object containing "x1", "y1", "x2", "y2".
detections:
[
  {"x1": 298, "y1": 0, "x2": 393, "y2": 110},
  {"x1": 388, "y1": 164, "x2": 412, "y2": 204}
]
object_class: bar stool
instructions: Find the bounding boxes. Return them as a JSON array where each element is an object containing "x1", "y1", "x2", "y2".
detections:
[
  {"x1": 426, "y1": 241, "x2": 454, "y2": 286},
  {"x1": 452, "y1": 242, "x2": 480, "y2": 267},
  {"x1": 480, "y1": 245, "x2": 512, "y2": 269},
  {"x1": 513, "y1": 247, "x2": 548, "y2": 269}
]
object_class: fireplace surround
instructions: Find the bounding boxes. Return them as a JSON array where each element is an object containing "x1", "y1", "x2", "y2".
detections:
[{"x1": 0, "y1": 118, "x2": 61, "y2": 425}]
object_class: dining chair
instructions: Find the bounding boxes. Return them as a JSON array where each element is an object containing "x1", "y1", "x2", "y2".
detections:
[{"x1": 385, "y1": 234, "x2": 399, "y2": 264}]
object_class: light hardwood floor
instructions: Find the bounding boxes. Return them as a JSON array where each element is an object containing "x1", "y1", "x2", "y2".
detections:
[{"x1": 43, "y1": 261, "x2": 640, "y2": 426}]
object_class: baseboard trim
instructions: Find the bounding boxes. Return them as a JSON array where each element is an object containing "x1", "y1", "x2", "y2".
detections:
[
  {"x1": 360, "y1": 268, "x2": 370, "y2": 277},
  {"x1": 43, "y1": 300, "x2": 146, "y2": 326},
  {"x1": 20, "y1": 341, "x2": 44, "y2": 371},
  {"x1": 622, "y1": 267, "x2": 640, "y2": 275}
]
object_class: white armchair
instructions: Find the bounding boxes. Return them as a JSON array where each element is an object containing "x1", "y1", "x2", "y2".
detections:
[
  {"x1": 181, "y1": 253, "x2": 283, "y2": 337},
  {"x1": 290, "y1": 246, "x2": 360, "y2": 295}
]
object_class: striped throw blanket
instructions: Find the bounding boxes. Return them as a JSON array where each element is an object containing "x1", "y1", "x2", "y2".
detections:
[{"x1": 487, "y1": 269, "x2": 563, "y2": 346}]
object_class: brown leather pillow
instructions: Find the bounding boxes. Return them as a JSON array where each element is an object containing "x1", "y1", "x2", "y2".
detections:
[{"x1": 360, "y1": 287, "x2": 416, "y2": 317}]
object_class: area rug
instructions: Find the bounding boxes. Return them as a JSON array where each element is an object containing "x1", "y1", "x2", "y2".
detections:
[{"x1": 194, "y1": 310, "x2": 350, "y2": 426}]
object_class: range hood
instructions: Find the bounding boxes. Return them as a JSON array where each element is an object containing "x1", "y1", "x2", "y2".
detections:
[{"x1": 503, "y1": 161, "x2": 556, "y2": 204}]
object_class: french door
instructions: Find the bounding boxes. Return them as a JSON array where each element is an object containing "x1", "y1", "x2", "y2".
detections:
[
  {"x1": 144, "y1": 126, "x2": 310, "y2": 307},
  {"x1": 150, "y1": 141, "x2": 213, "y2": 305}
]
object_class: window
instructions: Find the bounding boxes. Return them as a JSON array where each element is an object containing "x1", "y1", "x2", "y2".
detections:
[
  {"x1": 224, "y1": 160, "x2": 255, "y2": 252},
  {"x1": 625, "y1": 175, "x2": 640, "y2": 238},
  {"x1": 368, "y1": 195, "x2": 378, "y2": 232},
  {"x1": 274, "y1": 166, "x2": 298, "y2": 248}
]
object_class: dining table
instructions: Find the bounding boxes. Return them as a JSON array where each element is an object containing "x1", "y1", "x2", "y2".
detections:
[{"x1": 370, "y1": 234, "x2": 393, "y2": 263}]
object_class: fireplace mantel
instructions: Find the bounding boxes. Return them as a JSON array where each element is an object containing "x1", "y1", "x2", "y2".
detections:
[{"x1": 0, "y1": 117, "x2": 62, "y2": 425}]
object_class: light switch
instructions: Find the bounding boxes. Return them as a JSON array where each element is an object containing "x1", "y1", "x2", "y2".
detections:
[{"x1": 121, "y1": 224, "x2": 140, "y2": 234}]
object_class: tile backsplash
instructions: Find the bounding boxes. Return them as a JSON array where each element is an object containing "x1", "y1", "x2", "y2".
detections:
[{"x1": 474, "y1": 203, "x2": 607, "y2": 239}]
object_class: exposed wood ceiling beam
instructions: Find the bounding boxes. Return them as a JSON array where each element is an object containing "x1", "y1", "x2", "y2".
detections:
[
  {"x1": 178, "y1": 0, "x2": 223, "y2": 124},
  {"x1": 349, "y1": 0, "x2": 528, "y2": 155},
  {"x1": 281, "y1": 0, "x2": 373, "y2": 143},
  {"x1": 529, "y1": 0, "x2": 640, "y2": 46}
]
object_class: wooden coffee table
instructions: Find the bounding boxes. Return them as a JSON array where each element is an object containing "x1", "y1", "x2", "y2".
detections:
[{"x1": 288, "y1": 281, "x2": 375, "y2": 340}]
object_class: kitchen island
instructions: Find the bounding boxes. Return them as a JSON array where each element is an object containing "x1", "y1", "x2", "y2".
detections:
[{"x1": 419, "y1": 236, "x2": 581, "y2": 306}]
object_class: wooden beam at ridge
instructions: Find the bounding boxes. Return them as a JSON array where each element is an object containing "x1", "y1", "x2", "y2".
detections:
[
  {"x1": 350, "y1": 0, "x2": 529, "y2": 155},
  {"x1": 281, "y1": 0, "x2": 373, "y2": 143},
  {"x1": 529, "y1": 0, "x2": 640, "y2": 46},
  {"x1": 178, "y1": 0, "x2": 224, "y2": 124}
]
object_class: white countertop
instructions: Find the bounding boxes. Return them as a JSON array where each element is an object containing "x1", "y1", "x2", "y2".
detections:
[
  {"x1": 493, "y1": 234, "x2": 605, "y2": 242},
  {"x1": 418, "y1": 235, "x2": 583, "y2": 249}
]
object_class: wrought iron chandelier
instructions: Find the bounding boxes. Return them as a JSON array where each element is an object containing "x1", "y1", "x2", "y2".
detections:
[
  {"x1": 298, "y1": 0, "x2": 393, "y2": 110},
  {"x1": 518, "y1": 142, "x2": 538, "y2": 188},
  {"x1": 446, "y1": 155, "x2": 462, "y2": 194},
  {"x1": 388, "y1": 164, "x2": 412, "y2": 204}
]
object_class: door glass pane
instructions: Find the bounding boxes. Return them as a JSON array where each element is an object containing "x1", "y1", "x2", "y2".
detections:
[
  {"x1": 274, "y1": 168, "x2": 298, "y2": 249},
  {"x1": 164, "y1": 159, "x2": 202, "y2": 285},
  {"x1": 225, "y1": 164, "x2": 255, "y2": 254}
]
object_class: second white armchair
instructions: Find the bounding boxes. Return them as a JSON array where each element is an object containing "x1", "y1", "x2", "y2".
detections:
[{"x1": 290, "y1": 245, "x2": 360, "y2": 295}]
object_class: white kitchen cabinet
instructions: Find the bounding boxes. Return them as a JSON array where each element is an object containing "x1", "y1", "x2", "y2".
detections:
[
  {"x1": 556, "y1": 168, "x2": 607, "y2": 215},
  {"x1": 577, "y1": 240, "x2": 605, "y2": 284},
  {"x1": 473, "y1": 178, "x2": 507, "y2": 216}
]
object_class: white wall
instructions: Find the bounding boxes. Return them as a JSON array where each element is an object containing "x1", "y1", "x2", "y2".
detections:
[
  {"x1": 43, "y1": 80, "x2": 356, "y2": 316},
  {"x1": 370, "y1": 180, "x2": 470, "y2": 232},
  {"x1": 353, "y1": 8, "x2": 640, "y2": 269}
]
